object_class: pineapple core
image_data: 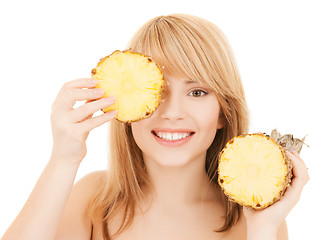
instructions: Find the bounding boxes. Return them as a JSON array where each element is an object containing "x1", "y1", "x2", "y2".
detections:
[
  {"x1": 218, "y1": 134, "x2": 292, "y2": 209},
  {"x1": 91, "y1": 50, "x2": 164, "y2": 123}
]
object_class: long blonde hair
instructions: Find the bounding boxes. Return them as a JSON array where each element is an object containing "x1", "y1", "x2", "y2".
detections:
[{"x1": 89, "y1": 14, "x2": 249, "y2": 239}]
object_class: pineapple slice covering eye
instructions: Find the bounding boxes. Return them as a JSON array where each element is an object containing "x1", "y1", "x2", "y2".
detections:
[
  {"x1": 91, "y1": 50, "x2": 165, "y2": 123},
  {"x1": 218, "y1": 133, "x2": 294, "y2": 209}
]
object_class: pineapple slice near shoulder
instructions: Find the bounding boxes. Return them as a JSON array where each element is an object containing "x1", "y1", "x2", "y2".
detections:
[
  {"x1": 218, "y1": 130, "x2": 306, "y2": 209},
  {"x1": 91, "y1": 50, "x2": 165, "y2": 123}
]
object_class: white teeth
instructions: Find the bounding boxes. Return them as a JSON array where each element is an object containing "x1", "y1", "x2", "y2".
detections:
[{"x1": 155, "y1": 131, "x2": 192, "y2": 141}]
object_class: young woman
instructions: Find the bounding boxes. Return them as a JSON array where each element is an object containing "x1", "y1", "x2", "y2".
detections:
[{"x1": 2, "y1": 14, "x2": 309, "y2": 240}]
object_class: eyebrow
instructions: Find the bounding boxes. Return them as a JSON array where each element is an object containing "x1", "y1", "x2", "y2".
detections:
[
  {"x1": 185, "y1": 79, "x2": 198, "y2": 84},
  {"x1": 184, "y1": 79, "x2": 212, "y2": 91}
]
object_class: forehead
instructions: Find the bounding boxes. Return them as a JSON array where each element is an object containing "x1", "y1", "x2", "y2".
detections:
[
  {"x1": 160, "y1": 72, "x2": 212, "y2": 99},
  {"x1": 147, "y1": 50, "x2": 191, "y2": 81},
  {"x1": 162, "y1": 75, "x2": 205, "y2": 92},
  {"x1": 161, "y1": 70, "x2": 196, "y2": 83},
  {"x1": 149, "y1": 51, "x2": 207, "y2": 89}
]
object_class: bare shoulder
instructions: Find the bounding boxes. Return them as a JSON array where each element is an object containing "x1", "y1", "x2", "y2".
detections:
[
  {"x1": 55, "y1": 170, "x2": 107, "y2": 240},
  {"x1": 75, "y1": 170, "x2": 107, "y2": 190}
]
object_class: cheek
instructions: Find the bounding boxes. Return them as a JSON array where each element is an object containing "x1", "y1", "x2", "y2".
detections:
[
  {"x1": 190, "y1": 101, "x2": 221, "y2": 154},
  {"x1": 130, "y1": 118, "x2": 152, "y2": 149},
  {"x1": 131, "y1": 121, "x2": 144, "y2": 143},
  {"x1": 197, "y1": 101, "x2": 221, "y2": 130}
]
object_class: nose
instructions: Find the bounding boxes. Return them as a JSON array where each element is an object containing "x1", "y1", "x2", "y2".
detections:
[{"x1": 158, "y1": 90, "x2": 184, "y2": 121}]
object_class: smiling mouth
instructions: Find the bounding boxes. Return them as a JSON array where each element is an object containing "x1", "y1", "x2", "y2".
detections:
[{"x1": 152, "y1": 130, "x2": 195, "y2": 141}]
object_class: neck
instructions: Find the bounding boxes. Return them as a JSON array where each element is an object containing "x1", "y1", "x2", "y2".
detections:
[{"x1": 142, "y1": 153, "x2": 220, "y2": 207}]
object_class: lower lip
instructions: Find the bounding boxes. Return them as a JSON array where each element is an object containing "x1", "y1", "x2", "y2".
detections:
[{"x1": 152, "y1": 133, "x2": 194, "y2": 147}]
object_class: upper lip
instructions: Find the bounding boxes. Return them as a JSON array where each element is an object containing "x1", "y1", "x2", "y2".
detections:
[{"x1": 152, "y1": 128, "x2": 195, "y2": 134}]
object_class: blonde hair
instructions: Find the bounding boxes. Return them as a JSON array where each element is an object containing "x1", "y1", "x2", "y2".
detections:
[{"x1": 89, "y1": 14, "x2": 249, "y2": 239}]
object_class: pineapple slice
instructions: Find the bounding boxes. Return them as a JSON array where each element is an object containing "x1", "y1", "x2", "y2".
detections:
[
  {"x1": 218, "y1": 133, "x2": 293, "y2": 209},
  {"x1": 91, "y1": 50, "x2": 164, "y2": 122}
]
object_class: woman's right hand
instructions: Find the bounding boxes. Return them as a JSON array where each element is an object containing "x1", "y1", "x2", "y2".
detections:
[{"x1": 50, "y1": 78, "x2": 117, "y2": 165}]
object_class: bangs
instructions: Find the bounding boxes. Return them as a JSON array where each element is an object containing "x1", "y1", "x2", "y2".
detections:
[
  {"x1": 126, "y1": 14, "x2": 247, "y2": 127},
  {"x1": 127, "y1": 15, "x2": 221, "y2": 88}
]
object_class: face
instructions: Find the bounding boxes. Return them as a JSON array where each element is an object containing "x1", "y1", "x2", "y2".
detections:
[{"x1": 131, "y1": 74, "x2": 223, "y2": 167}]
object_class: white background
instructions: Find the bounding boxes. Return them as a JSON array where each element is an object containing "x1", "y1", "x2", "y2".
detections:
[{"x1": 0, "y1": 0, "x2": 328, "y2": 238}]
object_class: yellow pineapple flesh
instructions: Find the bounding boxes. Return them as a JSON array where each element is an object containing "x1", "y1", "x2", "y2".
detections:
[
  {"x1": 218, "y1": 133, "x2": 293, "y2": 209},
  {"x1": 91, "y1": 50, "x2": 164, "y2": 122}
]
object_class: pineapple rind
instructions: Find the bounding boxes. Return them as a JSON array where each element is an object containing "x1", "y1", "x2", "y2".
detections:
[
  {"x1": 91, "y1": 50, "x2": 164, "y2": 123},
  {"x1": 218, "y1": 133, "x2": 292, "y2": 210}
]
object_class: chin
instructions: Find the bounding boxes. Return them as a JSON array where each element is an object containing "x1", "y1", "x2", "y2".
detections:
[{"x1": 144, "y1": 151, "x2": 203, "y2": 169}]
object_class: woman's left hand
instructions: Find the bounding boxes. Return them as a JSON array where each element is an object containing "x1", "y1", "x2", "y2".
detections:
[{"x1": 243, "y1": 151, "x2": 310, "y2": 234}]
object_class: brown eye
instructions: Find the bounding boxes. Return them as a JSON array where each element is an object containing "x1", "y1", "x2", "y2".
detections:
[{"x1": 188, "y1": 89, "x2": 207, "y2": 97}]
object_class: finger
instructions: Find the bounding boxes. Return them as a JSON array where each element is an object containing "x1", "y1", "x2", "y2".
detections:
[
  {"x1": 78, "y1": 110, "x2": 117, "y2": 132},
  {"x1": 69, "y1": 88, "x2": 105, "y2": 102},
  {"x1": 54, "y1": 83, "x2": 103, "y2": 111},
  {"x1": 287, "y1": 151, "x2": 308, "y2": 173},
  {"x1": 287, "y1": 151, "x2": 310, "y2": 186},
  {"x1": 276, "y1": 154, "x2": 309, "y2": 210},
  {"x1": 80, "y1": 112, "x2": 93, "y2": 122},
  {"x1": 292, "y1": 151, "x2": 307, "y2": 168},
  {"x1": 71, "y1": 97, "x2": 116, "y2": 122},
  {"x1": 76, "y1": 100, "x2": 96, "y2": 122},
  {"x1": 83, "y1": 100, "x2": 94, "y2": 119},
  {"x1": 63, "y1": 78, "x2": 98, "y2": 89}
]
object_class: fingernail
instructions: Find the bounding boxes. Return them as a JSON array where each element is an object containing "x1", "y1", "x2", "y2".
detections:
[
  {"x1": 89, "y1": 78, "x2": 98, "y2": 84},
  {"x1": 94, "y1": 88, "x2": 104, "y2": 94},
  {"x1": 106, "y1": 96, "x2": 116, "y2": 102},
  {"x1": 108, "y1": 110, "x2": 117, "y2": 116}
]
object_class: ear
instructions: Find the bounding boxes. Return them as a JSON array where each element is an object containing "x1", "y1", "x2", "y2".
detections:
[{"x1": 217, "y1": 114, "x2": 225, "y2": 130}]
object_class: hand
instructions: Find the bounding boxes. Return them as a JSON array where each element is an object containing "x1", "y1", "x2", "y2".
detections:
[
  {"x1": 243, "y1": 151, "x2": 310, "y2": 233},
  {"x1": 50, "y1": 78, "x2": 117, "y2": 165}
]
